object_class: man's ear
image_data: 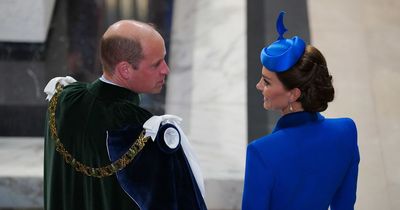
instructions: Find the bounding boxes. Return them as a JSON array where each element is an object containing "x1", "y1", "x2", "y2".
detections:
[
  {"x1": 289, "y1": 87, "x2": 302, "y2": 102},
  {"x1": 115, "y1": 61, "x2": 131, "y2": 80}
]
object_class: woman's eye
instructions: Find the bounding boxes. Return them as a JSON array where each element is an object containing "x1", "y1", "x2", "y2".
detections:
[{"x1": 263, "y1": 79, "x2": 270, "y2": 85}]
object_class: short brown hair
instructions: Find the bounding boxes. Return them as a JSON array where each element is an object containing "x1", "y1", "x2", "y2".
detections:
[
  {"x1": 100, "y1": 35, "x2": 144, "y2": 72},
  {"x1": 277, "y1": 45, "x2": 334, "y2": 112}
]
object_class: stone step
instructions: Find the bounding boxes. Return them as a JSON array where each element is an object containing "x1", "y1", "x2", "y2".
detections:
[{"x1": 0, "y1": 138, "x2": 242, "y2": 209}]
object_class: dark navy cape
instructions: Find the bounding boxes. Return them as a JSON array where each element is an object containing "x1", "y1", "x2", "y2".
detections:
[{"x1": 107, "y1": 123, "x2": 207, "y2": 210}]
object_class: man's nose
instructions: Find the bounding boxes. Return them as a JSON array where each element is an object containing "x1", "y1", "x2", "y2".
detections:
[{"x1": 161, "y1": 61, "x2": 170, "y2": 75}]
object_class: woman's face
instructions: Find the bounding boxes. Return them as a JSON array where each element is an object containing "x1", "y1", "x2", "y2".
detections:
[{"x1": 256, "y1": 67, "x2": 291, "y2": 111}]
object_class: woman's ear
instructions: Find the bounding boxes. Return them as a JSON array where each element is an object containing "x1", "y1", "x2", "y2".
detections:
[
  {"x1": 289, "y1": 87, "x2": 302, "y2": 102},
  {"x1": 115, "y1": 61, "x2": 131, "y2": 80}
]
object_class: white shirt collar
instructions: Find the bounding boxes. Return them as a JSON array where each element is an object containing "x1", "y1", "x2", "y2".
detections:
[{"x1": 99, "y1": 75, "x2": 121, "y2": 87}]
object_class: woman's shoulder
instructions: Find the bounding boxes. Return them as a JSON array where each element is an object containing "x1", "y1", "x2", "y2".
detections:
[
  {"x1": 247, "y1": 131, "x2": 301, "y2": 169},
  {"x1": 248, "y1": 131, "x2": 291, "y2": 155},
  {"x1": 323, "y1": 117, "x2": 357, "y2": 134},
  {"x1": 251, "y1": 132, "x2": 281, "y2": 146},
  {"x1": 321, "y1": 117, "x2": 358, "y2": 150},
  {"x1": 324, "y1": 116, "x2": 355, "y2": 124}
]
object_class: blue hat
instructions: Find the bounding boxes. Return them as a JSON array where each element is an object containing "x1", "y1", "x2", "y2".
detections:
[{"x1": 260, "y1": 11, "x2": 306, "y2": 72}]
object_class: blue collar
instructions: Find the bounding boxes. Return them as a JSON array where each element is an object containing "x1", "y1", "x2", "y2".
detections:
[{"x1": 272, "y1": 111, "x2": 324, "y2": 133}]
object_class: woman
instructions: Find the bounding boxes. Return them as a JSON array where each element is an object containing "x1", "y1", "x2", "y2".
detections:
[{"x1": 242, "y1": 12, "x2": 359, "y2": 210}]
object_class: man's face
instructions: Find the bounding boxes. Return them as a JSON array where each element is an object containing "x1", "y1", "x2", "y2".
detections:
[{"x1": 128, "y1": 34, "x2": 169, "y2": 94}]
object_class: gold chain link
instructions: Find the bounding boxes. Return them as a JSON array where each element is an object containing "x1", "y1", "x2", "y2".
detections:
[{"x1": 48, "y1": 83, "x2": 149, "y2": 178}]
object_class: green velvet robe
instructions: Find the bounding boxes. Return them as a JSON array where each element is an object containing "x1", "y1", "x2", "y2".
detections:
[{"x1": 44, "y1": 79, "x2": 152, "y2": 210}]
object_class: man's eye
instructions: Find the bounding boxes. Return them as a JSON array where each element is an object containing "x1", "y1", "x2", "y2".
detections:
[{"x1": 153, "y1": 61, "x2": 162, "y2": 68}]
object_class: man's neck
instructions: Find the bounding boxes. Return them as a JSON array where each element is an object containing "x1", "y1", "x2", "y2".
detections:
[{"x1": 100, "y1": 75, "x2": 121, "y2": 87}]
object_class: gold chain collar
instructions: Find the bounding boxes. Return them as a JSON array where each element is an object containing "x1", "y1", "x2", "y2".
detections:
[{"x1": 48, "y1": 83, "x2": 150, "y2": 178}]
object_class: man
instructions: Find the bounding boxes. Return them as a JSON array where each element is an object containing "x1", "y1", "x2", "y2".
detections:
[{"x1": 44, "y1": 20, "x2": 206, "y2": 210}]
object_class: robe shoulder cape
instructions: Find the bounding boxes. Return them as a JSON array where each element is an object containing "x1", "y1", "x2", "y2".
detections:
[
  {"x1": 44, "y1": 79, "x2": 206, "y2": 210},
  {"x1": 44, "y1": 80, "x2": 150, "y2": 210},
  {"x1": 107, "y1": 122, "x2": 207, "y2": 210}
]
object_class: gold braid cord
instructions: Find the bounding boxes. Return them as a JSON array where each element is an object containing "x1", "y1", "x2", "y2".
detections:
[{"x1": 48, "y1": 83, "x2": 150, "y2": 178}]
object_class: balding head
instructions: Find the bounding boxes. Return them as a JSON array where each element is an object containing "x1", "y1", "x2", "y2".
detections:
[
  {"x1": 103, "y1": 20, "x2": 155, "y2": 40},
  {"x1": 100, "y1": 20, "x2": 160, "y2": 73}
]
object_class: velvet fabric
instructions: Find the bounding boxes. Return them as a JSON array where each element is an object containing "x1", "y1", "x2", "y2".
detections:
[
  {"x1": 44, "y1": 79, "x2": 152, "y2": 210},
  {"x1": 107, "y1": 123, "x2": 207, "y2": 210}
]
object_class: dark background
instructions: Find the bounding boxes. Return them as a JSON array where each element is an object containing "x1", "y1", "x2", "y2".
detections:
[
  {"x1": 0, "y1": 0, "x2": 311, "y2": 141},
  {"x1": 0, "y1": 0, "x2": 173, "y2": 136}
]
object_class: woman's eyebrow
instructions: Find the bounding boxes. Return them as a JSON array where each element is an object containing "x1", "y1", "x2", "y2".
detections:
[{"x1": 262, "y1": 74, "x2": 271, "y2": 80}]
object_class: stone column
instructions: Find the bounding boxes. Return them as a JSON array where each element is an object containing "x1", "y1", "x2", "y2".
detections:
[
  {"x1": 166, "y1": 0, "x2": 247, "y2": 209},
  {"x1": 0, "y1": 0, "x2": 55, "y2": 42},
  {"x1": 308, "y1": 0, "x2": 400, "y2": 209}
]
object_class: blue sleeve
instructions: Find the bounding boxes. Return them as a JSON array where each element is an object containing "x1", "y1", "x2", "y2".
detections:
[
  {"x1": 242, "y1": 144, "x2": 274, "y2": 210},
  {"x1": 330, "y1": 120, "x2": 360, "y2": 210}
]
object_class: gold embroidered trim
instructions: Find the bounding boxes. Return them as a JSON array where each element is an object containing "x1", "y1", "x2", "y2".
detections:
[{"x1": 48, "y1": 83, "x2": 149, "y2": 178}]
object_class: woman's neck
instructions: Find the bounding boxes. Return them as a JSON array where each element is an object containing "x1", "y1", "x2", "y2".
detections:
[{"x1": 280, "y1": 101, "x2": 304, "y2": 116}]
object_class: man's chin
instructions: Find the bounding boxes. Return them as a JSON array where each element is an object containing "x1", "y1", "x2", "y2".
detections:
[{"x1": 151, "y1": 87, "x2": 163, "y2": 94}]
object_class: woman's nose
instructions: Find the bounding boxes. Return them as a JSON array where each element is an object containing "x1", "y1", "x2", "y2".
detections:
[{"x1": 256, "y1": 80, "x2": 263, "y2": 91}]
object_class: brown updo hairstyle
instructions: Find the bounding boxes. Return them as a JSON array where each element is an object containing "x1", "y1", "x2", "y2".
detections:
[{"x1": 276, "y1": 45, "x2": 334, "y2": 112}]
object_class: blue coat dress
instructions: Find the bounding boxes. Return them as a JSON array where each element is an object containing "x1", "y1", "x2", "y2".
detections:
[{"x1": 242, "y1": 112, "x2": 359, "y2": 210}]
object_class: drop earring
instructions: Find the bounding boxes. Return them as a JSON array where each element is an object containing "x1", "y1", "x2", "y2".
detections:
[{"x1": 289, "y1": 103, "x2": 293, "y2": 112}]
